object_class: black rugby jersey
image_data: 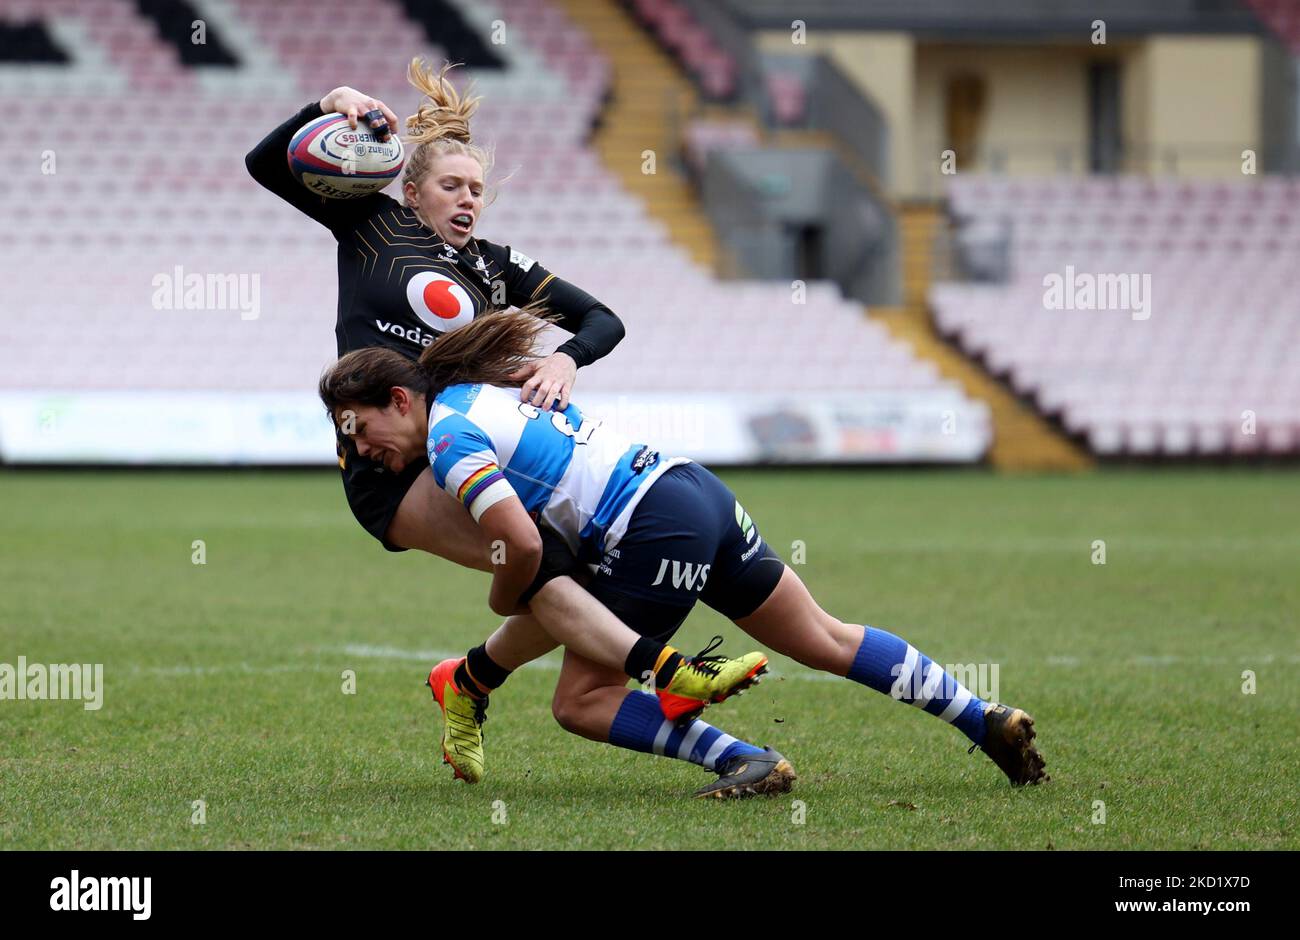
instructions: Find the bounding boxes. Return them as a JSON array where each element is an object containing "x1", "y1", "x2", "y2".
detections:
[{"x1": 245, "y1": 101, "x2": 625, "y2": 364}]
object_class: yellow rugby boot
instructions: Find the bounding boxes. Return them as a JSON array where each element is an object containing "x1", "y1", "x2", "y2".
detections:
[
  {"x1": 656, "y1": 635, "x2": 768, "y2": 722},
  {"x1": 427, "y1": 658, "x2": 487, "y2": 784}
]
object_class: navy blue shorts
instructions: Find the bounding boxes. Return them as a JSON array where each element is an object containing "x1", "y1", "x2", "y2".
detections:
[{"x1": 585, "y1": 462, "x2": 785, "y2": 642}]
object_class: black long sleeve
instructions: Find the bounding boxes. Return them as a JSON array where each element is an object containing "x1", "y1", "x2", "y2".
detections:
[
  {"x1": 530, "y1": 274, "x2": 626, "y2": 368},
  {"x1": 244, "y1": 100, "x2": 392, "y2": 235},
  {"x1": 483, "y1": 240, "x2": 627, "y2": 368}
]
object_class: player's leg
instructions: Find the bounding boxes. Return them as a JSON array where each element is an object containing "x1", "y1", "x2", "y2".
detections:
[
  {"x1": 549, "y1": 646, "x2": 793, "y2": 799},
  {"x1": 389, "y1": 471, "x2": 678, "y2": 684},
  {"x1": 733, "y1": 567, "x2": 1047, "y2": 785},
  {"x1": 390, "y1": 468, "x2": 767, "y2": 783},
  {"x1": 578, "y1": 464, "x2": 769, "y2": 721},
  {"x1": 548, "y1": 650, "x2": 632, "y2": 740},
  {"x1": 541, "y1": 465, "x2": 791, "y2": 797},
  {"x1": 695, "y1": 467, "x2": 1048, "y2": 786},
  {"x1": 388, "y1": 470, "x2": 662, "y2": 782},
  {"x1": 382, "y1": 459, "x2": 496, "y2": 568}
]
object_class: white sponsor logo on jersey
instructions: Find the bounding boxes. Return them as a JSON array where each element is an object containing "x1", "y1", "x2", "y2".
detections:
[
  {"x1": 405, "y1": 272, "x2": 475, "y2": 331},
  {"x1": 509, "y1": 248, "x2": 537, "y2": 272},
  {"x1": 650, "y1": 559, "x2": 711, "y2": 591},
  {"x1": 375, "y1": 319, "x2": 437, "y2": 347}
]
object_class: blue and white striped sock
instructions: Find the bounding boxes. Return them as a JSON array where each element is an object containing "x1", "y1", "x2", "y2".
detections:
[
  {"x1": 608, "y1": 690, "x2": 763, "y2": 770},
  {"x1": 847, "y1": 626, "x2": 989, "y2": 746}
]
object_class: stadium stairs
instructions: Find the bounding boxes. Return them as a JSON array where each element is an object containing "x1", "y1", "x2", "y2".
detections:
[
  {"x1": 553, "y1": 0, "x2": 719, "y2": 268},
  {"x1": 874, "y1": 204, "x2": 1094, "y2": 472},
  {"x1": 754, "y1": 99, "x2": 1094, "y2": 470},
  {"x1": 556, "y1": 0, "x2": 1081, "y2": 469}
]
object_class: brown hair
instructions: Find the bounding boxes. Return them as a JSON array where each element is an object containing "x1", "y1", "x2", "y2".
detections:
[
  {"x1": 318, "y1": 300, "x2": 554, "y2": 420},
  {"x1": 318, "y1": 347, "x2": 429, "y2": 420},
  {"x1": 402, "y1": 59, "x2": 495, "y2": 197}
]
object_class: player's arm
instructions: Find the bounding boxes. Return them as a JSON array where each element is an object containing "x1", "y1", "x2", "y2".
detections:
[
  {"x1": 530, "y1": 275, "x2": 626, "y2": 370},
  {"x1": 477, "y1": 498, "x2": 543, "y2": 616},
  {"x1": 429, "y1": 415, "x2": 543, "y2": 613},
  {"x1": 243, "y1": 88, "x2": 399, "y2": 233},
  {"x1": 484, "y1": 243, "x2": 626, "y2": 410}
]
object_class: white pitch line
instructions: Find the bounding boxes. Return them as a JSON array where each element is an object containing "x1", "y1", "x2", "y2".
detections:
[
  {"x1": 129, "y1": 662, "x2": 335, "y2": 677},
  {"x1": 336, "y1": 644, "x2": 563, "y2": 671},
  {"x1": 121, "y1": 648, "x2": 1300, "y2": 681}
]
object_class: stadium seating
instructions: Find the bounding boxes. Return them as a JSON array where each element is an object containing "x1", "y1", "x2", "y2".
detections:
[
  {"x1": 622, "y1": 0, "x2": 737, "y2": 99},
  {"x1": 0, "y1": 0, "x2": 965, "y2": 408},
  {"x1": 932, "y1": 175, "x2": 1300, "y2": 456}
]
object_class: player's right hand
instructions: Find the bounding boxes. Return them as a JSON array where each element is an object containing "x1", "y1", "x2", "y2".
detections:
[{"x1": 319, "y1": 86, "x2": 399, "y2": 140}]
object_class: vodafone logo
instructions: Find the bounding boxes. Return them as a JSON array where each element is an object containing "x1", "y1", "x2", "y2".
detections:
[{"x1": 405, "y1": 272, "x2": 474, "y2": 331}]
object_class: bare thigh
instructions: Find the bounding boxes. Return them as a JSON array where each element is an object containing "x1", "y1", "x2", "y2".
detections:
[
  {"x1": 734, "y1": 566, "x2": 863, "y2": 675},
  {"x1": 385, "y1": 470, "x2": 494, "y2": 571},
  {"x1": 385, "y1": 469, "x2": 557, "y2": 669}
]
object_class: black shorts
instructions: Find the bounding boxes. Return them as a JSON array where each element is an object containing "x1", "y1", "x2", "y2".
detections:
[
  {"x1": 337, "y1": 431, "x2": 427, "y2": 552},
  {"x1": 585, "y1": 462, "x2": 785, "y2": 643}
]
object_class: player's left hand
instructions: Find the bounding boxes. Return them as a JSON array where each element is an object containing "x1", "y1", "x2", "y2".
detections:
[{"x1": 511, "y1": 352, "x2": 577, "y2": 412}]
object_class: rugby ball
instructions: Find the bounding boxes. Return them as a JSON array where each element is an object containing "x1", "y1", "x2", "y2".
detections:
[{"x1": 288, "y1": 113, "x2": 405, "y2": 199}]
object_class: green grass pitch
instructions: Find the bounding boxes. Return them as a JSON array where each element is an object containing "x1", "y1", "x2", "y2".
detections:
[{"x1": 1, "y1": 468, "x2": 1296, "y2": 850}]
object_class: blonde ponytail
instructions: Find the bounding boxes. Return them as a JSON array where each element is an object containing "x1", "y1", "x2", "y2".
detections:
[
  {"x1": 402, "y1": 59, "x2": 496, "y2": 198},
  {"x1": 405, "y1": 58, "x2": 479, "y2": 145}
]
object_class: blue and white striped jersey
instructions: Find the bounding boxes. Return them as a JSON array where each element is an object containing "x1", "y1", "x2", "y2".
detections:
[{"x1": 426, "y1": 383, "x2": 689, "y2": 555}]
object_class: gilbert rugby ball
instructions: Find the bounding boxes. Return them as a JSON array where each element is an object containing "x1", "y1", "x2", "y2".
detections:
[{"x1": 288, "y1": 113, "x2": 405, "y2": 199}]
